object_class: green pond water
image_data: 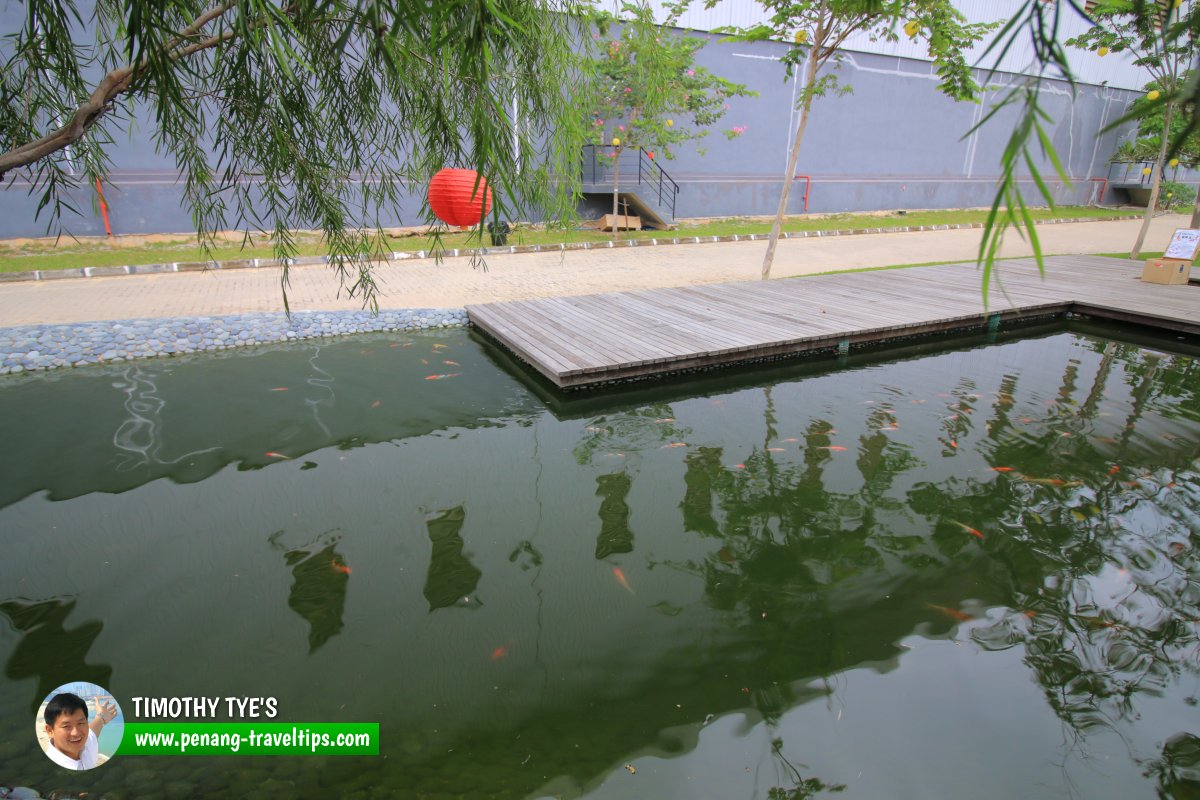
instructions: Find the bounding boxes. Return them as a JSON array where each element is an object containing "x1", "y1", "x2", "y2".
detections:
[{"x1": 1, "y1": 322, "x2": 1198, "y2": 799}]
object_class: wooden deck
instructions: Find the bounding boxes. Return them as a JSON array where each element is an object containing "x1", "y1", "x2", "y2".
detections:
[{"x1": 465, "y1": 256, "x2": 1200, "y2": 389}]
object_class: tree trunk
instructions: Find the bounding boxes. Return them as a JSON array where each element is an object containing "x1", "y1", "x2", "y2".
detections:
[
  {"x1": 762, "y1": 44, "x2": 820, "y2": 280},
  {"x1": 1190, "y1": 171, "x2": 1200, "y2": 228},
  {"x1": 611, "y1": 148, "x2": 621, "y2": 243},
  {"x1": 1130, "y1": 103, "x2": 1174, "y2": 259}
]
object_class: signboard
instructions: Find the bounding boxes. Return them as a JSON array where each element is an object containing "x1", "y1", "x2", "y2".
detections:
[{"x1": 1163, "y1": 228, "x2": 1200, "y2": 261}]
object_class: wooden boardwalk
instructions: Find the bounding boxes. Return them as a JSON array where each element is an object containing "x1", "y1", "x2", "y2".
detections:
[{"x1": 465, "y1": 255, "x2": 1200, "y2": 389}]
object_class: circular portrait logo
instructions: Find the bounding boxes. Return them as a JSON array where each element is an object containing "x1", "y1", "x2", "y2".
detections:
[{"x1": 35, "y1": 682, "x2": 123, "y2": 770}]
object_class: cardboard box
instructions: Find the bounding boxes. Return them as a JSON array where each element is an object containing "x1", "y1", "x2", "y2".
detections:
[
  {"x1": 1141, "y1": 257, "x2": 1192, "y2": 285},
  {"x1": 599, "y1": 213, "x2": 641, "y2": 232}
]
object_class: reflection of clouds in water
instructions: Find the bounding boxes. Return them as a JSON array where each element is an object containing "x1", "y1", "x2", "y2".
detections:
[
  {"x1": 111, "y1": 366, "x2": 220, "y2": 472},
  {"x1": 304, "y1": 347, "x2": 336, "y2": 438}
]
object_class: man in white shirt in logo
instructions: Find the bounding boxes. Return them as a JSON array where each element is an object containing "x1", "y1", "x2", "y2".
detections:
[{"x1": 42, "y1": 692, "x2": 116, "y2": 770}]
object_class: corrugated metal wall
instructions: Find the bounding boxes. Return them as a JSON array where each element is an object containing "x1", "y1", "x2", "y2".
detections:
[{"x1": 646, "y1": 0, "x2": 1155, "y2": 91}]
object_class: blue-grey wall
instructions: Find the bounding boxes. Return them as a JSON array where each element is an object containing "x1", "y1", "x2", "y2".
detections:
[{"x1": 0, "y1": 16, "x2": 1149, "y2": 238}]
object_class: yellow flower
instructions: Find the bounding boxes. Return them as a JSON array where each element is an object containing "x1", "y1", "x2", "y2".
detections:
[
  {"x1": 1097, "y1": 46, "x2": 1109, "y2": 57},
  {"x1": 794, "y1": 30, "x2": 808, "y2": 44},
  {"x1": 904, "y1": 20, "x2": 920, "y2": 37},
  {"x1": 666, "y1": 119, "x2": 674, "y2": 127},
  {"x1": 1170, "y1": 158, "x2": 1180, "y2": 167},
  {"x1": 612, "y1": 137, "x2": 621, "y2": 147},
  {"x1": 1147, "y1": 89, "x2": 1161, "y2": 101},
  {"x1": 1142, "y1": 167, "x2": 1152, "y2": 175}
]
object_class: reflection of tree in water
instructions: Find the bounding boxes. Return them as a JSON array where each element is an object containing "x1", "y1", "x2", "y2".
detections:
[
  {"x1": 0, "y1": 597, "x2": 112, "y2": 712},
  {"x1": 279, "y1": 538, "x2": 351, "y2": 653},
  {"x1": 423, "y1": 506, "x2": 482, "y2": 611},
  {"x1": 572, "y1": 403, "x2": 691, "y2": 466},
  {"x1": 1139, "y1": 732, "x2": 1200, "y2": 798},
  {"x1": 766, "y1": 736, "x2": 846, "y2": 800},
  {"x1": 595, "y1": 472, "x2": 634, "y2": 559}
]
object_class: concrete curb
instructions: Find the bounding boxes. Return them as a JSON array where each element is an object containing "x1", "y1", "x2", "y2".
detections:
[{"x1": 0, "y1": 214, "x2": 1146, "y2": 284}]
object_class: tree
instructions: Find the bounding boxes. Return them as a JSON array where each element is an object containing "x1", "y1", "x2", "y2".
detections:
[
  {"x1": 718, "y1": 0, "x2": 998, "y2": 280},
  {"x1": 976, "y1": 0, "x2": 1199, "y2": 302},
  {"x1": 1066, "y1": 3, "x2": 1198, "y2": 258},
  {"x1": 1112, "y1": 73, "x2": 1200, "y2": 168},
  {"x1": 585, "y1": 2, "x2": 753, "y2": 241},
  {"x1": 0, "y1": 0, "x2": 587, "y2": 308}
]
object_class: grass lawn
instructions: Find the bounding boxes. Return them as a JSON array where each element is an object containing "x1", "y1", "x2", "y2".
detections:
[{"x1": 0, "y1": 206, "x2": 1137, "y2": 274}]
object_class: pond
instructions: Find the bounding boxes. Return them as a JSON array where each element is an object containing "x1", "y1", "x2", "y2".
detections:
[{"x1": 1, "y1": 320, "x2": 1198, "y2": 799}]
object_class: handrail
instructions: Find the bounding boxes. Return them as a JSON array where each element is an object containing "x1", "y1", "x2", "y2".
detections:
[{"x1": 580, "y1": 145, "x2": 679, "y2": 220}]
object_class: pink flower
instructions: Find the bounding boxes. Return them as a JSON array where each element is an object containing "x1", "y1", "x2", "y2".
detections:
[
  {"x1": 594, "y1": 119, "x2": 604, "y2": 126},
  {"x1": 624, "y1": 87, "x2": 632, "y2": 93},
  {"x1": 618, "y1": 124, "x2": 625, "y2": 131},
  {"x1": 723, "y1": 103, "x2": 730, "y2": 110},
  {"x1": 686, "y1": 69, "x2": 695, "y2": 77}
]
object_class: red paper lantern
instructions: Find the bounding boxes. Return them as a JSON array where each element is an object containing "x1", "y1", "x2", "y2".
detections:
[{"x1": 428, "y1": 168, "x2": 493, "y2": 227}]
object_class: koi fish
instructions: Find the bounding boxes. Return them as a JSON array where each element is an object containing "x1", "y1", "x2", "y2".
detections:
[
  {"x1": 768, "y1": 447, "x2": 786, "y2": 452},
  {"x1": 925, "y1": 603, "x2": 973, "y2": 622},
  {"x1": 490, "y1": 645, "x2": 509, "y2": 661},
  {"x1": 718, "y1": 547, "x2": 737, "y2": 564},
  {"x1": 912, "y1": 399, "x2": 927, "y2": 404},
  {"x1": 733, "y1": 463, "x2": 746, "y2": 469},
  {"x1": 990, "y1": 466, "x2": 1015, "y2": 472},
  {"x1": 1093, "y1": 436, "x2": 1118, "y2": 444},
  {"x1": 370, "y1": 400, "x2": 382, "y2": 409},
  {"x1": 1022, "y1": 610, "x2": 1037, "y2": 619},
  {"x1": 820, "y1": 446, "x2": 848, "y2": 451},
  {"x1": 269, "y1": 387, "x2": 289, "y2": 392},
  {"x1": 389, "y1": 343, "x2": 400, "y2": 348},
  {"x1": 653, "y1": 418, "x2": 675, "y2": 423},
  {"x1": 1060, "y1": 432, "x2": 1072, "y2": 438},
  {"x1": 1019, "y1": 417, "x2": 1033, "y2": 424},
  {"x1": 265, "y1": 451, "x2": 291, "y2": 459},
  {"x1": 432, "y1": 344, "x2": 448, "y2": 350},
  {"x1": 612, "y1": 566, "x2": 635, "y2": 594},
  {"x1": 443, "y1": 360, "x2": 460, "y2": 366},
  {"x1": 783, "y1": 438, "x2": 799, "y2": 442},
  {"x1": 879, "y1": 425, "x2": 899, "y2": 432},
  {"x1": 661, "y1": 442, "x2": 688, "y2": 448},
  {"x1": 331, "y1": 559, "x2": 352, "y2": 575},
  {"x1": 424, "y1": 373, "x2": 462, "y2": 381},
  {"x1": 1107, "y1": 465, "x2": 1120, "y2": 476},
  {"x1": 1021, "y1": 475, "x2": 1065, "y2": 486},
  {"x1": 949, "y1": 440, "x2": 958, "y2": 449},
  {"x1": 951, "y1": 520, "x2": 985, "y2": 539},
  {"x1": 814, "y1": 428, "x2": 836, "y2": 435},
  {"x1": 420, "y1": 358, "x2": 429, "y2": 365}
]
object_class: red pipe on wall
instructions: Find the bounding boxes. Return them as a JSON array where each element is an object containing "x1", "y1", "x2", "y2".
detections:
[
  {"x1": 1088, "y1": 177, "x2": 1107, "y2": 204},
  {"x1": 794, "y1": 174, "x2": 811, "y2": 213},
  {"x1": 95, "y1": 177, "x2": 113, "y2": 237}
]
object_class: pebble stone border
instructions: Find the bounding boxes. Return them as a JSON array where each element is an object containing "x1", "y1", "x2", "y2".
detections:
[
  {"x1": 0, "y1": 213, "x2": 1144, "y2": 284},
  {"x1": 0, "y1": 308, "x2": 469, "y2": 376}
]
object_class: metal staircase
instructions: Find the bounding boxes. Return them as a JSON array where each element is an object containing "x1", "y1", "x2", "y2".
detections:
[{"x1": 580, "y1": 145, "x2": 680, "y2": 230}]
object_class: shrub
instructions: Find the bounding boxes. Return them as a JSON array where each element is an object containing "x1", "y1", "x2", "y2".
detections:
[{"x1": 1157, "y1": 181, "x2": 1196, "y2": 211}]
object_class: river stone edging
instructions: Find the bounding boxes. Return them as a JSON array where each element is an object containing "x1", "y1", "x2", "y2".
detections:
[{"x1": 0, "y1": 308, "x2": 469, "y2": 375}]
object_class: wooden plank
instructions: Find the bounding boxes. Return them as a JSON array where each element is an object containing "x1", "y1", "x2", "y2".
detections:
[{"x1": 466, "y1": 255, "x2": 1200, "y2": 390}]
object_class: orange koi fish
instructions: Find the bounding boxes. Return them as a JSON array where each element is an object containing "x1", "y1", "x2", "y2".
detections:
[
  {"x1": 420, "y1": 358, "x2": 429, "y2": 365},
  {"x1": 612, "y1": 566, "x2": 635, "y2": 594},
  {"x1": 653, "y1": 418, "x2": 676, "y2": 423},
  {"x1": 925, "y1": 603, "x2": 973, "y2": 622},
  {"x1": 783, "y1": 438, "x2": 799, "y2": 443},
  {"x1": 718, "y1": 547, "x2": 737, "y2": 564},
  {"x1": 1022, "y1": 610, "x2": 1037, "y2": 619},
  {"x1": 662, "y1": 442, "x2": 688, "y2": 448},
  {"x1": 1107, "y1": 465, "x2": 1120, "y2": 476},
  {"x1": 265, "y1": 451, "x2": 291, "y2": 459},
  {"x1": 1019, "y1": 417, "x2": 1033, "y2": 424},
  {"x1": 389, "y1": 343, "x2": 401, "y2": 348},
  {"x1": 879, "y1": 425, "x2": 899, "y2": 432},
  {"x1": 331, "y1": 559, "x2": 352, "y2": 575},
  {"x1": 949, "y1": 440, "x2": 958, "y2": 449},
  {"x1": 432, "y1": 344, "x2": 448, "y2": 350},
  {"x1": 490, "y1": 645, "x2": 509, "y2": 662},
  {"x1": 768, "y1": 447, "x2": 786, "y2": 452},
  {"x1": 990, "y1": 466, "x2": 1015, "y2": 472},
  {"x1": 269, "y1": 387, "x2": 289, "y2": 392},
  {"x1": 424, "y1": 373, "x2": 462, "y2": 381},
  {"x1": 443, "y1": 360, "x2": 460, "y2": 366},
  {"x1": 951, "y1": 520, "x2": 984, "y2": 539},
  {"x1": 820, "y1": 446, "x2": 848, "y2": 452},
  {"x1": 734, "y1": 463, "x2": 746, "y2": 469},
  {"x1": 370, "y1": 400, "x2": 382, "y2": 409}
]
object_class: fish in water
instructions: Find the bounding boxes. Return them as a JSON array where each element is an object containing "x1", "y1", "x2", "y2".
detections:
[
  {"x1": 420, "y1": 358, "x2": 429, "y2": 365},
  {"x1": 265, "y1": 451, "x2": 291, "y2": 459},
  {"x1": 425, "y1": 373, "x2": 462, "y2": 381},
  {"x1": 783, "y1": 438, "x2": 799, "y2": 442},
  {"x1": 879, "y1": 425, "x2": 899, "y2": 432},
  {"x1": 612, "y1": 566, "x2": 635, "y2": 594},
  {"x1": 490, "y1": 645, "x2": 509, "y2": 661},
  {"x1": 951, "y1": 520, "x2": 985, "y2": 539},
  {"x1": 331, "y1": 559, "x2": 352, "y2": 575},
  {"x1": 432, "y1": 344, "x2": 448, "y2": 350},
  {"x1": 269, "y1": 387, "x2": 289, "y2": 392},
  {"x1": 662, "y1": 442, "x2": 688, "y2": 448},
  {"x1": 949, "y1": 440, "x2": 958, "y2": 449},
  {"x1": 653, "y1": 418, "x2": 675, "y2": 423},
  {"x1": 1107, "y1": 465, "x2": 1120, "y2": 476},
  {"x1": 389, "y1": 343, "x2": 401, "y2": 348},
  {"x1": 768, "y1": 447, "x2": 786, "y2": 452},
  {"x1": 370, "y1": 400, "x2": 382, "y2": 409},
  {"x1": 990, "y1": 466, "x2": 1015, "y2": 472},
  {"x1": 733, "y1": 463, "x2": 746, "y2": 469},
  {"x1": 1021, "y1": 476, "x2": 1079, "y2": 487},
  {"x1": 443, "y1": 360, "x2": 460, "y2": 366},
  {"x1": 926, "y1": 603, "x2": 973, "y2": 622},
  {"x1": 718, "y1": 547, "x2": 737, "y2": 564},
  {"x1": 820, "y1": 446, "x2": 848, "y2": 452}
]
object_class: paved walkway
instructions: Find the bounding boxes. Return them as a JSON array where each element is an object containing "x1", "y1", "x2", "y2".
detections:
[{"x1": 0, "y1": 214, "x2": 1190, "y2": 326}]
